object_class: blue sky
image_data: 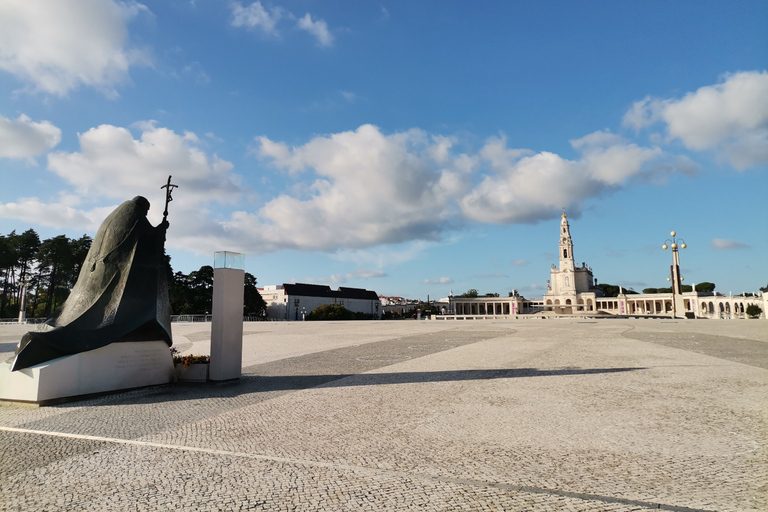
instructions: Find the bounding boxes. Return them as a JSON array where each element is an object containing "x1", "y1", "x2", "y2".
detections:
[{"x1": 0, "y1": 0, "x2": 766, "y2": 299}]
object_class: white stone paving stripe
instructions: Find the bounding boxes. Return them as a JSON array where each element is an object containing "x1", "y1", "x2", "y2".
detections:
[{"x1": 1, "y1": 425, "x2": 717, "y2": 512}]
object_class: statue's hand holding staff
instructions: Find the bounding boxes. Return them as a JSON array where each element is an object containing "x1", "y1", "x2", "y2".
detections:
[{"x1": 161, "y1": 175, "x2": 178, "y2": 229}]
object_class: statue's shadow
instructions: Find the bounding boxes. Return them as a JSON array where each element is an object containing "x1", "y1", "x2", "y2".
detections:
[
  {"x1": 94, "y1": 366, "x2": 648, "y2": 407},
  {"x1": 0, "y1": 342, "x2": 19, "y2": 353},
  {"x1": 241, "y1": 367, "x2": 646, "y2": 393},
  {"x1": 17, "y1": 367, "x2": 648, "y2": 440}
]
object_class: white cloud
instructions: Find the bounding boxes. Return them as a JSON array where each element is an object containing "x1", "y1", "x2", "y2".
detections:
[
  {"x1": 47, "y1": 123, "x2": 241, "y2": 208},
  {"x1": 664, "y1": 72, "x2": 768, "y2": 151},
  {"x1": 422, "y1": 277, "x2": 454, "y2": 285},
  {"x1": 623, "y1": 71, "x2": 768, "y2": 169},
  {"x1": 0, "y1": 198, "x2": 111, "y2": 231},
  {"x1": 302, "y1": 274, "x2": 347, "y2": 285},
  {"x1": 303, "y1": 269, "x2": 387, "y2": 285},
  {"x1": 0, "y1": 122, "x2": 248, "y2": 257},
  {"x1": 570, "y1": 130, "x2": 626, "y2": 149},
  {"x1": 711, "y1": 238, "x2": 749, "y2": 250},
  {"x1": 347, "y1": 269, "x2": 387, "y2": 279},
  {"x1": 231, "y1": 2, "x2": 335, "y2": 48},
  {"x1": 249, "y1": 124, "x2": 470, "y2": 251},
  {"x1": 0, "y1": 0, "x2": 150, "y2": 96},
  {"x1": 243, "y1": 125, "x2": 694, "y2": 253},
  {"x1": 622, "y1": 97, "x2": 664, "y2": 131},
  {"x1": 297, "y1": 13, "x2": 334, "y2": 47},
  {"x1": 510, "y1": 259, "x2": 527, "y2": 266},
  {"x1": 330, "y1": 240, "x2": 443, "y2": 268},
  {"x1": 254, "y1": 136, "x2": 303, "y2": 173},
  {"x1": 230, "y1": 1, "x2": 283, "y2": 35},
  {"x1": 0, "y1": 114, "x2": 61, "y2": 160},
  {"x1": 461, "y1": 131, "x2": 665, "y2": 224},
  {"x1": 571, "y1": 131, "x2": 663, "y2": 185}
]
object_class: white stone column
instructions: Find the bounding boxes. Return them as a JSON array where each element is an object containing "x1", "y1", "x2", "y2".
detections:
[{"x1": 210, "y1": 252, "x2": 245, "y2": 381}]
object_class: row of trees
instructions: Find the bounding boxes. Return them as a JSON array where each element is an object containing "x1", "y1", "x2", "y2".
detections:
[
  {"x1": 0, "y1": 230, "x2": 92, "y2": 318},
  {"x1": 305, "y1": 303, "x2": 375, "y2": 321},
  {"x1": 168, "y1": 263, "x2": 267, "y2": 316},
  {"x1": 458, "y1": 289, "x2": 503, "y2": 298},
  {"x1": 0, "y1": 229, "x2": 267, "y2": 319},
  {"x1": 641, "y1": 282, "x2": 715, "y2": 294}
]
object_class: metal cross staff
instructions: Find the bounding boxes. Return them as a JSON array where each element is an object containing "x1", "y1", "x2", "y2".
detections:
[{"x1": 161, "y1": 175, "x2": 178, "y2": 224}]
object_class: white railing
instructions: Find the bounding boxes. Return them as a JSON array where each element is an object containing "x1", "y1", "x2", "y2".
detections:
[{"x1": 170, "y1": 315, "x2": 274, "y2": 322}]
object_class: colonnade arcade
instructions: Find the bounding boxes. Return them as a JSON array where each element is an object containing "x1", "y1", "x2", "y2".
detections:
[
  {"x1": 594, "y1": 294, "x2": 764, "y2": 319},
  {"x1": 442, "y1": 293, "x2": 764, "y2": 320},
  {"x1": 544, "y1": 297, "x2": 594, "y2": 314},
  {"x1": 451, "y1": 298, "x2": 520, "y2": 316}
]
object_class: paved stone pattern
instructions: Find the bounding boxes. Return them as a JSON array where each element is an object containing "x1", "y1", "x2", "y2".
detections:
[
  {"x1": 1, "y1": 319, "x2": 766, "y2": 511},
  {"x1": 622, "y1": 329, "x2": 768, "y2": 369}
]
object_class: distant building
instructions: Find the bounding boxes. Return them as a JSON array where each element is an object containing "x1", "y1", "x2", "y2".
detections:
[
  {"x1": 379, "y1": 295, "x2": 421, "y2": 317},
  {"x1": 541, "y1": 213, "x2": 603, "y2": 314},
  {"x1": 442, "y1": 214, "x2": 766, "y2": 320},
  {"x1": 260, "y1": 283, "x2": 380, "y2": 320}
]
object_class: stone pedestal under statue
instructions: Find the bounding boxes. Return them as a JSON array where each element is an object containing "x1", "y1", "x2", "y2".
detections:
[{"x1": 0, "y1": 341, "x2": 174, "y2": 405}]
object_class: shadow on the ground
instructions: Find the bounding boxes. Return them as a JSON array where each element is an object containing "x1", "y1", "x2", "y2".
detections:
[
  {"x1": 14, "y1": 367, "x2": 647, "y2": 438},
  {"x1": 0, "y1": 342, "x2": 18, "y2": 352},
  {"x1": 103, "y1": 367, "x2": 648, "y2": 407},
  {"x1": 32, "y1": 367, "x2": 649, "y2": 411},
  {"x1": 241, "y1": 367, "x2": 647, "y2": 392}
]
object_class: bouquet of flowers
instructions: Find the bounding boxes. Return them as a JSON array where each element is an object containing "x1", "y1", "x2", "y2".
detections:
[{"x1": 170, "y1": 346, "x2": 210, "y2": 368}]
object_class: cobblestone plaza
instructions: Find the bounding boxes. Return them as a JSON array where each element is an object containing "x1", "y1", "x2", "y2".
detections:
[{"x1": 1, "y1": 319, "x2": 766, "y2": 511}]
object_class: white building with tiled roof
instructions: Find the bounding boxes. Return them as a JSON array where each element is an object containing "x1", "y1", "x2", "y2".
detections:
[{"x1": 261, "y1": 283, "x2": 381, "y2": 320}]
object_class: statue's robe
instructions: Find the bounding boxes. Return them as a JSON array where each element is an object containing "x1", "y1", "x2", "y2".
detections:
[{"x1": 10, "y1": 197, "x2": 172, "y2": 371}]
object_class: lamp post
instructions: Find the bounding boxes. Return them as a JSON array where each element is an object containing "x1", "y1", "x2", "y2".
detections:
[
  {"x1": 662, "y1": 231, "x2": 687, "y2": 318},
  {"x1": 18, "y1": 279, "x2": 29, "y2": 324},
  {"x1": 301, "y1": 306, "x2": 306, "y2": 321}
]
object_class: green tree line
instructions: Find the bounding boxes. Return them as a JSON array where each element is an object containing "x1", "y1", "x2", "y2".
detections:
[
  {"x1": 0, "y1": 229, "x2": 266, "y2": 318},
  {"x1": 0, "y1": 229, "x2": 92, "y2": 318},
  {"x1": 168, "y1": 263, "x2": 267, "y2": 316}
]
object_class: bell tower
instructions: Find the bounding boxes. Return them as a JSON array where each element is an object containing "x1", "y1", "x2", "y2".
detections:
[
  {"x1": 545, "y1": 212, "x2": 598, "y2": 313},
  {"x1": 559, "y1": 213, "x2": 575, "y2": 272}
]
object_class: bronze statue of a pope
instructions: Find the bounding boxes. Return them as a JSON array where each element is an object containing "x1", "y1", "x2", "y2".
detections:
[{"x1": 10, "y1": 195, "x2": 173, "y2": 371}]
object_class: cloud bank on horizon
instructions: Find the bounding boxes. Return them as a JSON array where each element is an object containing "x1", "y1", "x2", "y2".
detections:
[{"x1": 0, "y1": 1, "x2": 765, "y2": 293}]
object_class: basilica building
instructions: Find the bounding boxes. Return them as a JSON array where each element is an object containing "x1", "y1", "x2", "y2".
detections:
[
  {"x1": 541, "y1": 213, "x2": 602, "y2": 314},
  {"x1": 444, "y1": 214, "x2": 765, "y2": 320}
]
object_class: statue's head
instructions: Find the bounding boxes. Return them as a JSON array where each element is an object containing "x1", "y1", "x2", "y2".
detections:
[{"x1": 132, "y1": 196, "x2": 150, "y2": 216}]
